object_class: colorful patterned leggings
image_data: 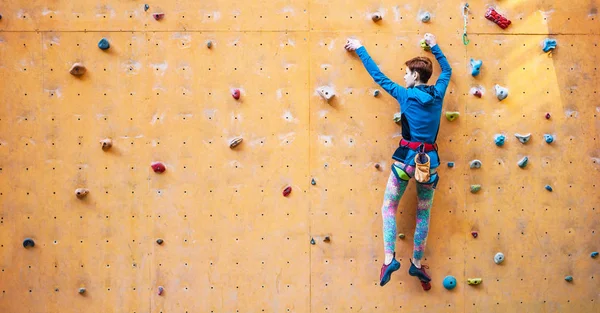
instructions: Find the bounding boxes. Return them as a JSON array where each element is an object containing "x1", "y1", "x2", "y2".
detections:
[{"x1": 381, "y1": 161, "x2": 437, "y2": 260}]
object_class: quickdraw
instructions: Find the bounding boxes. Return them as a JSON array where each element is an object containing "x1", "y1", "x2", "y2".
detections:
[{"x1": 462, "y1": 3, "x2": 470, "y2": 45}]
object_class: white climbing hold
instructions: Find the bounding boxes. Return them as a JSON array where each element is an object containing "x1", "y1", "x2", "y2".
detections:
[
  {"x1": 393, "y1": 112, "x2": 402, "y2": 124},
  {"x1": 515, "y1": 133, "x2": 531, "y2": 144},
  {"x1": 494, "y1": 84, "x2": 508, "y2": 101},
  {"x1": 420, "y1": 12, "x2": 431, "y2": 23},
  {"x1": 470, "y1": 160, "x2": 482, "y2": 169},
  {"x1": 494, "y1": 252, "x2": 505, "y2": 264},
  {"x1": 317, "y1": 86, "x2": 335, "y2": 101}
]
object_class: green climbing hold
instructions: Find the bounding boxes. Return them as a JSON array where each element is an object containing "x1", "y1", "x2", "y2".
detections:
[
  {"x1": 470, "y1": 185, "x2": 481, "y2": 193},
  {"x1": 310, "y1": 238, "x2": 315, "y2": 245},
  {"x1": 420, "y1": 39, "x2": 431, "y2": 51},
  {"x1": 565, "y1": 276, "x2": 573, "y2": 282},
  {"x1": 445, "y1": 112, "x2": 459, "y2": 122}
]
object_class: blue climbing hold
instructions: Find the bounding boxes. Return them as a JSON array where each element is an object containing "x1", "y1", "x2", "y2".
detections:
[
  {"x1": 144, "y1": 4, "x2": 150, "y2": 11},
  {"x1": 448, "y1": 162, "x2": 455, "y2": 168},
  {"x1": 545, "y1": 185, "x2": 553, "y2": 192},
  {"x1": 518, "y1": 156, "x2": 528, "y2": 168},
  {"x1": 544, "y1": 134, "x2": 554, "y2": 144},
  {"x1": 543, "y1": 38, "x2": 557, "y2": 53},
  {"x1": 565, "y1": 276, "x2": 573, "y2": 282},
  {"x1": 98, "y1": 38, "x2": 110, "y2": 50},
  {"x1": 494, "y1": 134, "x2": 506, "y2": 147},
  {"x1": 443, "y1": 275, "x2": 457, "y2": 290},
  {"x1": 591, "y1": 252, "x2": 599, "y2": 258},
  {"x1": 470, "y1": 59, "x2": 482, "y2": 77}
]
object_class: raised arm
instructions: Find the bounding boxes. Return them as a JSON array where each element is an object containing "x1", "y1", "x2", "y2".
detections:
[
  {"x1": 430, "y1": 44, "x2": 452, "y2": 97},
  {"x1": 355, "y1": 46, "x2": 407, "y2": 103}
]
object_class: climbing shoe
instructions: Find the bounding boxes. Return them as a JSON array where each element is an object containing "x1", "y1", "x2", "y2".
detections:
[
  {"x1": 420, "y1": 281, "x2": 432, "y2": 291},
  {"x1": 379, "y1": 253, "x2": 401, "y2": 287},
  {"x1": 408, "y1": 259, "x2": 431, "y2": 283}
]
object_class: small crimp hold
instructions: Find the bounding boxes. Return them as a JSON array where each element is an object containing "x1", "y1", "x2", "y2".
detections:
[
  {"x1": 470, "y1": 87, "x2": 483, "y2": 98},
  {"x1": 206, "y1": 40, "x2": 213, "y2": 49},
  {"x1": 323, "y1": 236, "x2": 330, "y2": 243},
  {"x1": 75, "y1": 188, "x2": 89, "y2": 199},
  {"x1": 470, "y1": 185, "x2": 481, "y2": 193},
  {"x1": 151, "y1": 162, "x2": 166, "y2": 173},
  {"x1": 467, "y1": 278, "x2": 482, "y2": 285},
  {"x1": 443, "y1": 275, "x2": 457, "y2": 290},
  {"x1": 156, "y1": 239, "x2": 164, "y2": 245},
  {"x1": 494, "y1": 134, "x2": 506, "y2": 146},
  {"x1": 447, "y1": 162, "x2": 455, "y2": 168},
  {"x1": 311, "y1": 178, "x2": 316, "y2": 185},
  {"x1": 144, "y1": 4, "x2": 149, "y2": 11},
  {"x1": 543, "y1": 38, "x2": 557, "y2": 53},
  {"x1": 69, "y1": 63, "x2": 86, "y2": 76},
  {"x1": 23, "y1": 238, "x2": 35, "y2": 248},
  {"x1": 545, "y1": 113, "x2": 551, "y2": 119},
  {"x1": 515, "y1": 133, "x2": 531, "y2": 144},
  {"x1": 494, "y1": 84, "x2": 508, "y2": 101},
  {"x1": 471, "y1": 231, "x2": 478, "y2": 238},
  {"x1": 373, "y1": 89, "x2": 380, "y2": 97},
  {"x1": 544, "y1": 134, "x2": 554, "y2": 144},
  {"x1": 374, "y1": 163, "x2": 380, "y2": 170},
  {"x1": 393, "y1": 112, "x2": 402, "y2": 124},
  {"x1": 98, "y1": 38, "x2": 110, "y2": 50},
  {"x1": 518, "y1": 156, "x2": 529, "y2": 168},
  {"x1": 153, "y1": 13, "x2": 165, "y2": 21},
  {"x1": 445, "y1": 111, "x2": 459, "y2": 122},
  {"x1": 565, "y1": 276, "x2": 573, "y2": 282},
  {"x1": 317, "y1": 86, "x2": 335, "y2": 101},
  {"x1": 310, "y1": 238, "x2": 316, "y2": 245},
  {"x1": 420, "y1": 39, "x2": 431, "y2": 51},
  {"x1": 398, "y1": 233, "x2": 405, "y2": 239},
  {"x1": 372, "y1": 13, "x2": 382, "y2": 22},
  {"x1": 470, "y1": 160, "x2": 482, "y2": 169},
  {"x1": 591, "y1": 252, "x2": 599, "y2": 258},
  {"x1": 470, "y1": 59, "x2": 482, "y2": 76},
  {"x1": 158, "y1": 286, "x2": 164, "y2": 295},
  {"x1": 229, "y1": 137, "x2": 243, "y2": 149},
  {"x1": 283, "y1": 186, "x2": 292, "y2": 197},
  {"x1": 79, "y1": 288, "x2": 86, "y2": 294},
  {"x1": 494, "y1": 252, "x2": 505, "y2": 264},
  {"x1": 232, "y1": 89, "x2": 241, "y2": 100},
  {"x1": 100, "y1": 138, "x2": 112, "y2": 151},
  {"x1": 420, "y1": 12, "x2": 431, "y2": 23},
  {"x1": 485, "y1": 7, "x2": 511, "y2": 29},
  {"x1": 545, "y1": 185, "x2": 553, "y2": 192}
]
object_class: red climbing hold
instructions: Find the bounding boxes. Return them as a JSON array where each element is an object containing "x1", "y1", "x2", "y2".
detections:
[
  {"x1": 283, "y1": 186, "x2": 292, "y2": 197},
  {"x1": 545, "y1": 113, "x2": 551, "y2": 119},
  {"x1": 485, "y1": 7, "x2": 511, "y2": 29},
  {"x1": 153, "y1": 13, "x2": 164, "y2": 21},
  {"x1": 473, "y1": 90, "x2": 482, "y2": 98},
  {"x1": 232, "y1": 89, "x2": 240, "y2": 100},
  {"x1": 151, "y1": 162, "x2": 166, "y2": 173},
  {"x1": 471, "y1": 231, "x2": 478, "y2": 238},
  {"x1": 157, "y1": 286, "x2": 164, "y2": 295},
  {"x1": 374, "y1": 163, "x2": 380, "y2": 169}
]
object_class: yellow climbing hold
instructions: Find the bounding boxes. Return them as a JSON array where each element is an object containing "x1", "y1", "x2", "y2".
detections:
[
  {"x1": 467, "y1": 278, "x2": 482, "y2": 285},
  {"x1": 445, "y1": 112, "x2": 460, "y2": 122},
  {"x1": 420, "y1": 39, "x2": 431, "y2": 51}
]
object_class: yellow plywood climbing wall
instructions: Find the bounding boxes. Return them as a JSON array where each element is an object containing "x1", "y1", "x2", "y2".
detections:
[{"x1": 0, "y1": 1, "x2": 598, "y2": 312}]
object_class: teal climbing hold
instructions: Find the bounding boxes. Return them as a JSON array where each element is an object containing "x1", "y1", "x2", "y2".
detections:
[
  {"x1": 373, "y1": 89, "x2": 380, "y2": 97},
  {"x1": 494, "y1": 134, "x2": 506, "y2": 146},
  {"x1": 518, "y1": 156, "x2": 528, "y2": 168},
  {"x1": 543, "y1": 38, "x2": 557, "y2": 53},
  {"x1": 443, "y1": 276, "x2": 457, "y2": 290},
  {"x1": 98, "y1": 38, "x2": 110, "y2": 50},
  {"x1": 470, "y1": 59, "x2": 482, "y2": 76},
  {"x1": 545, "y1": 185, "x2": 553, "y2": 191},
  {"x1": 311, "y1": 178, "x2": 316, "y2": 185},
  {"x1": 565, "y1": 276, "x2": 573, "y2": 282},
  {"x1": 470, "y1": 160, "x2": 482, "y2": 169},
  {"x1": 470, "y1": 185, "x2": 481, "y2": 193},
  {"x1": 448, "y1": 162, "x2": 454, "y2": 168},
  {"x1": 207, "y1": 40, "x2": 213, "y2": 49},
  {"x1": 591, "y1": 252, "x2": 599, "y2": 258},
  {"x1": 310, "y1": 238, "x2": 316, "y2": 245},
  {"x1": 544, "y1": 134, "x2": 554, "y2": 144},
  {"x1": 144, "y1": 4, "x2": 149, "y2": 11}
]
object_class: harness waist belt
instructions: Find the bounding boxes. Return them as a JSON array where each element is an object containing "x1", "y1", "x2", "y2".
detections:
[{"x1": 400, "y1": 139, "x2": 438, "y2": 152}]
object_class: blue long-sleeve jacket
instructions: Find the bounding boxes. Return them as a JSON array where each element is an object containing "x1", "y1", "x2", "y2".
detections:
[{"x1": 356, "y1": 44, "x2": 452, "y2": 169}]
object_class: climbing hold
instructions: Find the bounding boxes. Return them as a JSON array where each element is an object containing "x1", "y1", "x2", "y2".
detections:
[
  {"x1": 144, "y1": 4, "x2": 149, "y2": 11},
  {"x1": 311, "y1": 178, "x2": 316, "y2": 185},
  {"x1": 22, "y1": 238, "x2": 35, "y2": 248},
  {"x1": 544, "y1": 134, "x2": 554, "y2": 144},
  {"x1": 206, "y1": 41, "x2": 213, "y2": 49},
  {"x1": 158, "y1": 286, "x2": 164, "y2": 295},
  {"x1": 467, "y1": 278, "x2": 482, "y2": 285},
  {"x1": 229, "y1": 137, "x2": 243, "y2": 149},
  {"x1": 310, "y1": 238, "x2": 315, "y2": 245},
  {"x1": 443, "y1": 276, "x2": 457, "y2": 290},
  {"x1": 565, "y1": 276, "x2": 573, "y2": 282},
  {"x1": 372, "y1": 13, "x2": 382, "y2": 22},
  {"x1": 447, "y1": 162, "x2": 454, "y2": 168},
  {"x1": 98, "y1": 38, "x2": 110, "y2": 50},
  {"x1": 232, "y1": 89, "x2": 241, "y2": 100},
  {"x1": 470, "y1": 185, "x2": 481, "y2": 193},
  {"x1": 471, "y1": 231, "x2": 478, "y2": 238},
  {"x1": 69, "y1": 63, "x2": 86, "y2": 76},
  {"x1": 78, "y1": 288, "x2": 86, "y2": 294},
  {"x1": 515, "y1": 133, "x2": 531, "y2": 144},
  {"x1": 494, "y1": 252, "x2": 505, "y2": 264},
  {"x1": 398, "y1": 233, "x2": 405, "y2": 239},
  {"x1": 470, "y1": 87, "x2": 483, "y2": 98},
  {"x1": 494, "y1": 84, "x2": 508, "y2": 101},
  {"x1": 420, "y1": 12, "x2": 431, "y2": 23},
  {"x1": 374, "y1": 163, "x2": 381, "y2": 170},
  {"x1": 543, "y1": 38, "x2": 557, "y2": 53},
  {"x1": 470, "y1": 59, "x2": 482, "y2": 76},
  {"x1": 153, "y1": 13, "x2": 164, "y2": 21},
  {"x1": 393, "y1": 112, "x2": 402, "y2": 124},
  {"x1": 0, "y1": 14, "x2": 2, "y2": 20},
  {"x1": 151, "y1": 162, "x2": 166, "y2": 173},
  {"x1": 469, "y1": 160, "x2": 482, "y2": 169},
  {"x1": 485, "y1": 7, "x2": 511, "y2": 29},
  {"x1": 420, "y1": 39, "x2": 431, "y2": 51},
  {"x1": 445, "y1": 112, "x2": 459, "y2": 122},
  {"x1": 373, "y1": 89, "x2": 380, "y2": 97},
  {"x1": 75, "y1": 188, "x2": 89, "y2": 199},
  {"x1": 323, "y1": 236, "x2": 331, "y2": 243},
  {"x1": 545, "y1": 185, "x2": 553, "y2": 192},
  {"x1": 156, "y1": 239, "x2": 164, "y2": 245},
  {"x1": 517, "y1": 156, "x2": 528, "y2": 168},
  {"x1": 545, "y1": 113, "x2": 551, "y2": 119},
  {"x1": 591, "y1": 252, "x2": 599, "y2": 258},
  {"x1": 494, "y1": 134, "x2": 506, "y2": 147},
  {"x1": 317, "y1": 86, "x2": 335, "y2": 101},
  {"x1": 100, "y1": 138, "x2": 112, "y2": 151},
  {"x1": 283, "y1": 186, "x2": 292, "y2": 197}
]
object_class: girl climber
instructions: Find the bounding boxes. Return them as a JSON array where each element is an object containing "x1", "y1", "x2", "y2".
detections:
[{"x1": 345, "y1": 33, "x2": 452, "y2": 291}]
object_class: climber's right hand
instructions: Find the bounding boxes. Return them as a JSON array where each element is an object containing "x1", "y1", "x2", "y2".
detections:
[
  {"x1": 345, "y1": 38, "x2": 363, "y2": 51},
  {"x1": 424, "y1": 33, "x2": 437, "y2": 48}
]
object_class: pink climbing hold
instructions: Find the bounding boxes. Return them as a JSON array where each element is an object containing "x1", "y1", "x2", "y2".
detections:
[
  {"x1": 283, "y1": 186, "x2": 292, "y2": 197},
  {"x1": 232, "y1": 89, "x2": 241, "y2": 100},
  {"x1": 153, "y1": 13, "x2": 165, "y2": 21},
  {"x1": 485, "y1": 7, "x2": 511, "y2": 29},
  {"x1": 157, "y1": 286, "x2": 164, "y2": 295},
  {"x1": 151, "y1": 162, "x2": 166, "y2": 173},
  {"x1": 545, "y1": 113, "x2": 551, "y2": 119}
]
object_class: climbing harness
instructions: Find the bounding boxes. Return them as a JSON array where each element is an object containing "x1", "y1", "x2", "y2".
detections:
[{"x1": 462, "y1": 3, "x2": 470, "y2": 45}]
